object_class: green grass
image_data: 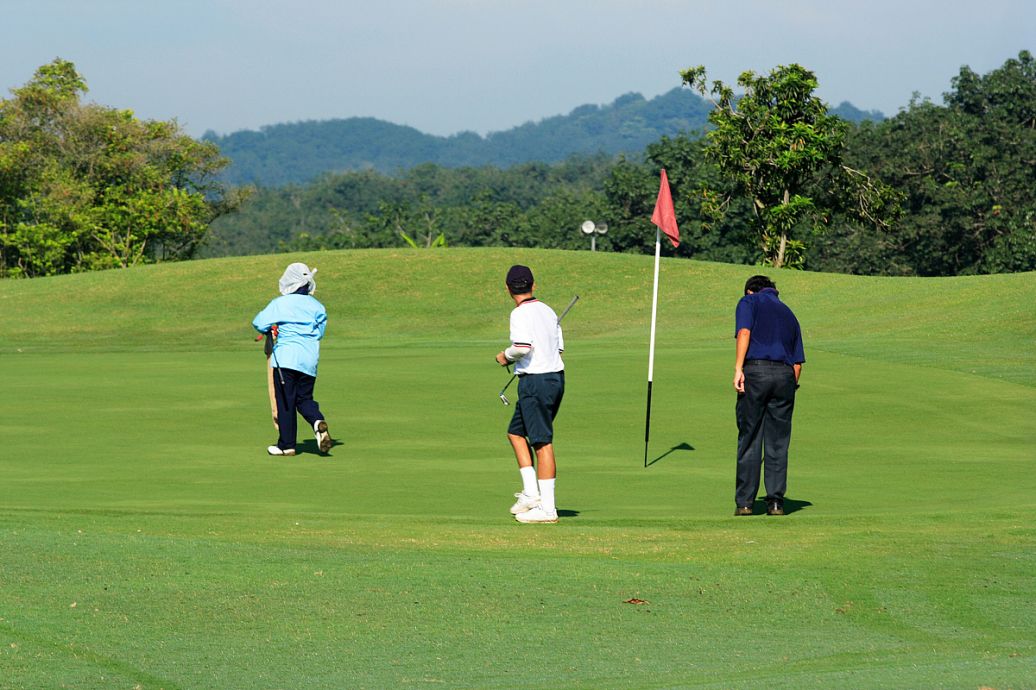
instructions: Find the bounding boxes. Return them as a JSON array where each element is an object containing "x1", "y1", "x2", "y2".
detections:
[{"x1": 1, "y1": 248, "x2": 1034, "y2": 689}]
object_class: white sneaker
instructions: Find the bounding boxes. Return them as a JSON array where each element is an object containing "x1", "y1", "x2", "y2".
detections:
[
  {"x1": 313, "y1": 420, "x2": 332, "y2": 454},
  {"x1": 267, "y1": 445, "x2": 296, "y2": 456},
  {"x1": 509, "y1": 492, "x2": 540, "y2": 515},
  {"x1": 514, "y1": 506, "x2": 558, "y2": 524}
]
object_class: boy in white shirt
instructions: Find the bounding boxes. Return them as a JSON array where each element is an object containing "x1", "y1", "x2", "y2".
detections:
[{"x1": 494, "y1": 265, "x2": 565, "y2": 523}]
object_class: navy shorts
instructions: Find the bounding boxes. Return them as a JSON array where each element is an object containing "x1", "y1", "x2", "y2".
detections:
[{"x1": 508, "y1": 371, "x2": 565, "y2": 445}]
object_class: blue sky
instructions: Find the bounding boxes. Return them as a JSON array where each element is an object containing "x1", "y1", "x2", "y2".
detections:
[{"x1": 2, "y1": 0, "x2": 1033, "y2": 137}]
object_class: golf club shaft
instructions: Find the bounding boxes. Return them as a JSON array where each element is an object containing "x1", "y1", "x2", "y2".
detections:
[
  {"x1": 256, "y1": 329, "x2": 283, "y2": 428},
  {"x1": 270, "y1": 332, "x2": 286, "y2": 386},
  {"x1": 499, "y1": 373, "x2": 517, "y2": 396},
  {"x1": 557, "y1": 294, "x2": 579, "y2": 323}
]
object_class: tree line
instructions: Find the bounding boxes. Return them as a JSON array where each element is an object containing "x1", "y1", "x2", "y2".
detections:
[
  {"x1": 206, "y1": 51, "x2": 1035, "y2": 276},
  {"x1": 3, "y1": 54, "x2": 1034, "y2": 278}
]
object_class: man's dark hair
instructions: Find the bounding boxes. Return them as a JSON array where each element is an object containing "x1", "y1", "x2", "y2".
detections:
[{"x1": 744, "y1": 275, "x2": 776, "y2": 295}]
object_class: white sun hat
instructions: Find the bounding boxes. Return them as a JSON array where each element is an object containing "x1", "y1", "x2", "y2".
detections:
[{"x1": 278, "y1": 262, "x2": 317, "y2": 296}]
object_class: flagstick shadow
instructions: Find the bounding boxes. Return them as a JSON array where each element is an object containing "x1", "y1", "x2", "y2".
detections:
[{"x1": 646, "y1": 442, "x2": 695, "y2": 467}]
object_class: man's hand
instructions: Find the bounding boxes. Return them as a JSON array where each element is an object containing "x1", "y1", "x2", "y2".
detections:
[
  {"x1": 495, "y1": 352, "x2": 511, "y2": 367},
  {"x1": 734, "y1": 328, "x2": 751, "y2": 393}
]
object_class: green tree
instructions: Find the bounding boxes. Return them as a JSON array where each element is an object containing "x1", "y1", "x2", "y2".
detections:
[
  {"x1": 835, "y1": 51, "x2": 1036, "y2": 275},
  {"x1": 360, "y1": 197, "x2": 447, "y2": 249},
  {"x1": 449, "y1": 192, "x2": 524, "y2": 247},
  {"x1": 0, "y1": 59, "x2": 243, "y2": 277},
  {"x1": 598, "y1": 137, "x2": 758, "y2": 262},
  {"x1": 600, "y1": 156, "x2": 664, "y2": 255},
  {"x1": 521, "y1": 188, "x2": 611, "y2": 250},
  {"x1": 682, "y1": 64, "x2": 898, "y2": 268}
]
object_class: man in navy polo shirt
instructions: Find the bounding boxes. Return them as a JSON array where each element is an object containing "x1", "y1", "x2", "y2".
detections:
[{"x1": 733, "y1": 275, "x2": 805, "y2": 516}]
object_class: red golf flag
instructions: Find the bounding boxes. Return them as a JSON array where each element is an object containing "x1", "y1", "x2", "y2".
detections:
[{"x1": 651, "y1": 169, "x2": 680, "y2": 247}]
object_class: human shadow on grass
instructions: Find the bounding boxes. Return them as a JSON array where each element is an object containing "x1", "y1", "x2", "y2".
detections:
[
  {"x1": 750, "y1": 497, "x2": 813, "y2": 515},
  {"x1": 646, "y1": 442, "x2": 695, "y2": 467},
  {"x1": 557, "y1": 509, "x2": 581, "y2": 518},
  {"x1": 295, "y1": 438, "x2": 343, "y2": 456}
]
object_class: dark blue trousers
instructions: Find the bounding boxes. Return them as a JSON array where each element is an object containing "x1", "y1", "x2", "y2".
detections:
[
  {"x1": 735, "y1": 360, "x2": 797, "y2": 507},
  {"x1": 508, "y1": 371, "x2": 565, "y2": 446},
  {"x1": 273, "y1": 367, "x2": 324, "y2": 451}
]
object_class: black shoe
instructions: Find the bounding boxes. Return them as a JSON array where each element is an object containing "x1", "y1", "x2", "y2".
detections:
[
  {"x1": 734, "y1": 506, "x2": 753, "y2": 516},
  {"x1": 767, "y1": 501, "x2": 784, "y2": 516}
]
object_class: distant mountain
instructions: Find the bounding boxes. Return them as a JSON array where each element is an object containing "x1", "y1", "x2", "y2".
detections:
[
  {"x1": 829, "y1": 101, "x2": 886, "y2": 123},
  {"x1": 203, "y1": 90, "x2": 883, "y2": 187}
]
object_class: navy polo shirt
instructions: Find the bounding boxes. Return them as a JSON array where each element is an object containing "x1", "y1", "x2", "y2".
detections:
[{"x1": 734, "y1": 288, "x2": 805, "y2": 366}]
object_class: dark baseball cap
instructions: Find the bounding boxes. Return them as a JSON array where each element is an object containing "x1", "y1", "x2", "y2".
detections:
[{"x1": 506, "y1": 265, "x2": 534, "y2": 291}]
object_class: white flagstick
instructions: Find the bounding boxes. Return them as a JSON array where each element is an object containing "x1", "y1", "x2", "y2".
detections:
[{"x1": 644, "y1": 226, "x2": 662, "y2": 467}]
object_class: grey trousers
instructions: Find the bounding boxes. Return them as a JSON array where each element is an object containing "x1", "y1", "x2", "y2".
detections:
[{"x1": 735, "y1": 360, "x2": 797, "y2": 507}]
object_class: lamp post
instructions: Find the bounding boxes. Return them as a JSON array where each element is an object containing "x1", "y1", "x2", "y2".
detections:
[{"x1": 580, "y1": 220, "x2": 608, "y2": 251}]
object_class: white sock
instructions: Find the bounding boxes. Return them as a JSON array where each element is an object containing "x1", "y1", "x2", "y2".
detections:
[
  {"x1": 538, "y1": 478, "x2": 556, "y2": 514},
  {"x1": 520, "y1": 466, "x2": 538, "y2": 496}
]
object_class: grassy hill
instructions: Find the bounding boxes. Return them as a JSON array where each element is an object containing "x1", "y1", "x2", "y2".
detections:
[
  {"x1": 4, "y1": 248, "x2": 1032, "y2": 383},
  {"x1": 1, "y1": 249, "x2": 1033, "y2": 688}
]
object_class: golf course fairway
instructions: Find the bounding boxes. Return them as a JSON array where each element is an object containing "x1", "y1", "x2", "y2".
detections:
[{"x1": 1, "y1": 248, "x2": 1033, "y2": 689}]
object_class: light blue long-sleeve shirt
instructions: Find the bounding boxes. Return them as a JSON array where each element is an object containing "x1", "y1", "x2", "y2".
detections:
[{"x1": 252, "y1": 294, "x2": 327, "y2": 377}]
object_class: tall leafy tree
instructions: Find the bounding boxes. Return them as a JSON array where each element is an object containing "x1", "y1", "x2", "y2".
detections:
[
  {"x1": 682, "y1": 64, "x2": 899, "y2": 268},
  {"x1": 0, "y1": 59, "x2": 243, "y2": 277},
  {"x1": 839, "y1": 51, "x2": 1036, "y2": 275}
]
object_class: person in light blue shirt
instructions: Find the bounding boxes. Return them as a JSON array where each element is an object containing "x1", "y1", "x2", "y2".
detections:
[{"x1": 252, "y1": 262, "x2": 333, "y2": 456}]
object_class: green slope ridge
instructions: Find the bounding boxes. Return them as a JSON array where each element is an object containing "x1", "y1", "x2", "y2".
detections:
[{"x1": 5, "y1": 248, "x2": 1034, "y2": 384}]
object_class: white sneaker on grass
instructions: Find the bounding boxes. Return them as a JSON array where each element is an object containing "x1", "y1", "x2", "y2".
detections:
[
  {"x1": 314, "y1": 420, "x2": 332, "y2": 454},
  {"x1": 514, "y1": 506, "x2": 558, "y2": 524},
  {"x1": 267, "y1": 446, "x2": 296, "y2": 456},
  {"x1": 509, "y1": 492, "x2": 540, "y2": 515}
]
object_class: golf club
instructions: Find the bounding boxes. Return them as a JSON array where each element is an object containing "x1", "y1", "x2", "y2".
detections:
[
  {"x1": 269, "y1": 325, "x2": 285, "y2": 383},
  {"x1": 257, "y1": 327, "x2": 286, "y2": 430},
  {"x1": 258, "y1": 326, "x2": 286, "y2": 386},
  {"x1": 499, "y1": 294, "x2": 579, "y2": 405},
  {"x1": 270, "y1": 348, "x2": 286, "y2": 387},
  {"x1": 498, "y1": 365, "x2": 513, "y2": 405}
]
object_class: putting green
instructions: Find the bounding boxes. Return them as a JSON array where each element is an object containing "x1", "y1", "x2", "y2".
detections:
[{"x1": 1, "y1": 249, "x2": 1033, "y2": 688}]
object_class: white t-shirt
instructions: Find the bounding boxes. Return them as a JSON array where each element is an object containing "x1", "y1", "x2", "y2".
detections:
[{"x1": 509, "y1": 298, "x2": 565, "y2": 375}]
